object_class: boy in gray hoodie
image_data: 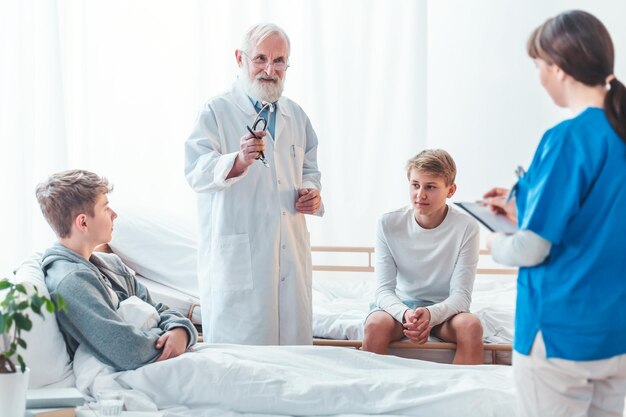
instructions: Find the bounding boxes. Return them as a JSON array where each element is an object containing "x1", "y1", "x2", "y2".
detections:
[{"x1": 36, "y1": 169, "x2": 197, "y2": 371}]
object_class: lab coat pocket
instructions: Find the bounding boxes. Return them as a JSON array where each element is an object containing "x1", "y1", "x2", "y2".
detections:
[
  {"x1": 293, "y1": 145, "x2": 305, "y2": 184},
  {"x1": 210, "y1": 234, "x2": 253, "y2": 291}
]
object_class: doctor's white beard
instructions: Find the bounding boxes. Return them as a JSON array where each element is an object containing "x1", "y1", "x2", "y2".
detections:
[{"x1": 239, "y1": 69, "x2": 285, "y2": 103}]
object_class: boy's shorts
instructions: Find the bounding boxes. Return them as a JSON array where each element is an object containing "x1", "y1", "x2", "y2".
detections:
[{"x1": 365, "y1": 300, "x2": 433, "y2": 323}]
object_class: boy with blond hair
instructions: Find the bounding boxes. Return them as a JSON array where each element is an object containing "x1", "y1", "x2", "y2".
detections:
[
  {"x1": 362, "y1": 149, "x2": 483, "y2": 364},
  {"x1": 36, "y1": 169, "x2": 197, "y2": 371}
]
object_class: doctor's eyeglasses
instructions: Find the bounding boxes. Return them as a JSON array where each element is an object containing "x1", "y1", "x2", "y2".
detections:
[
  {"x1": 246, "y1": 110, "x2": 270, "y2": 168},
  {"x1": 242, "y1": 52, "x2": 290, "y2": 71}
]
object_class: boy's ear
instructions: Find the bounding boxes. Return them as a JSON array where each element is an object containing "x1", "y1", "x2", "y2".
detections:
[
  {"x1": 74, "y1": 213, "x2": 88, "y2": 232},
  {"x1": 447, "y1": 183, "x2": 457, "y2": 198}
]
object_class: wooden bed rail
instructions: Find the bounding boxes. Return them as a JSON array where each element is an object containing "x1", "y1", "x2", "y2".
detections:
[
  {"x1": 313, "y1": 338, "x2": 512, "y2": 364},
  {"x1": 311, "y1": 246, "x2": 517, "y2": 275},
  {"x1": 314, "y1": 338, "x2": 512, "y2": 351},
  {"x1": 311, "y1": 246, "x2": 376, "y2": 273}
]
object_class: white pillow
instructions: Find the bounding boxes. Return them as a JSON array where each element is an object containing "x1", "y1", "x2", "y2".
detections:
[
  {"x1": 109, "y1": 206, "x2": 199, "y2": 297},
  {"x1": 11, "y1": 253, "x2": 74, "y2": 388}
]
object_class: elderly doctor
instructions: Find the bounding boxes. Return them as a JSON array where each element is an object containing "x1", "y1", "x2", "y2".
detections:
[{"x1": 184, "y1": 23, "x2": 323, "y2": 345}]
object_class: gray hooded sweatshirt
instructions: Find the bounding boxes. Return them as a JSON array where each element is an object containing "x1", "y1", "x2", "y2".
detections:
[{"x1": 41, "y1": 243, "x2": 197, "y2": 371}]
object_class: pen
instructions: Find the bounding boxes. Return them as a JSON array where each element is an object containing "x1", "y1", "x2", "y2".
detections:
[
  {"x1": 506, "y1": 166, "x2": 526, "y2": 202},
  {"x1": 505, "y1": 186, "x2": 516, "y2": 203},
  {"x1": 246, "y1": 126, "x2": 269, "y2": 167}
]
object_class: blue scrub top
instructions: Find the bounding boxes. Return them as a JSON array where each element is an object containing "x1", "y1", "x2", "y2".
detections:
[{"x1": 515, "y1": 107, "x2": 626, "y2": 361}]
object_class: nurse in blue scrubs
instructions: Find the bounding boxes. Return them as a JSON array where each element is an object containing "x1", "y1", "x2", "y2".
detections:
[{"x1": 483, "y1": 10, "x2": 626, "y2": 417}]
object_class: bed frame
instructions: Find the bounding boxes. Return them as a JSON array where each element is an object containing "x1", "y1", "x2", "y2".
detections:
[{"x1": 310, "y1": 246, "x2": 515, "y2": 365}]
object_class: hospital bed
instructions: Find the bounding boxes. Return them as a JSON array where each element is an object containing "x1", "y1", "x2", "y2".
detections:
[
  {"x1": 14, "y1": 247, "x2": 518, "y2": 416},
  {"x1": 309, "y1": 246, "x2": 515, "y2": 364},
  {"x1": 10, "y1": 209, "x2": 623, "y2": 416}
]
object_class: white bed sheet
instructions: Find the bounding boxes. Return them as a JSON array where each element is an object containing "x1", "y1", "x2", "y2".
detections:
[
  {"x1": 312, "y1": 271, "x2": 516, "y2": 344},
  {"x1": 75, "y1": 343, "x2": 516, "y2": 417}
]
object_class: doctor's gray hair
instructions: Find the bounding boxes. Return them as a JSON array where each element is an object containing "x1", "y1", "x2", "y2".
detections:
[{"x1": 241, "y1": 23, "x2": 291, "y2": 56}]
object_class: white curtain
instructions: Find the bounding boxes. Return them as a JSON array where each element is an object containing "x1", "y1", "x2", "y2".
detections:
[
  {"x1": 5, "y1": 0, "x2": 623, "y2": 277},
  {"x1": 0, "y1": 0, "x2": 427, "y2": 275}
]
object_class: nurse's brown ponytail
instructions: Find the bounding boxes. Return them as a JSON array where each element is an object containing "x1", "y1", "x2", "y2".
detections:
[
  {"x1": 527, "y1": 10, "x2": 626, "y2": 143},
  {"x1": 605, "y1": 77, "x2": 626, "y2": 142}
]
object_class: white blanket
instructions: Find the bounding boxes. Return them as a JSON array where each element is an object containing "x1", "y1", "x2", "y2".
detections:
[
  {"x1": 72, "y1": 342, "x2": 517, "y2": 416},
  {"x1": 73, "y1": 294, "x2": 516, "y2": 416},
  {"x1": 312, "y1": 273, "x2": 516, "y2": 343}
]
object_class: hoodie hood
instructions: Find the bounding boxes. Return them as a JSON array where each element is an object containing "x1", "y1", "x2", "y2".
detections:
[{"x1": 41, "y1": 243, "x2": 99, "y2": 276}]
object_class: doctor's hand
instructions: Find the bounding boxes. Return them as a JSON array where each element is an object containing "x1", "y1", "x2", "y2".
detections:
[
  {"x1": 155, "y1": 328, "x2": 189, "y2": 362},
  {"x1": 403, "y1": 308, "x2": 431, "y2": 344},
  {"x1": 228, "y1": 131, "x2": 268, "y2": 179},
  {"x1": 295, "y1": 188, "x2": 322, "y2": 214},
  {"x1": 482, "y1": 187, "x2": 518, "y2": 224},
  {"x1": 238, "y1": 131, "x2": 267, "y2": 166}
]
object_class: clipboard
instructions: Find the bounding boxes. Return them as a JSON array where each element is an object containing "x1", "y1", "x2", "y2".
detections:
[{"x1": 454, "y1": 202, "x2": 518, "y2": 234}]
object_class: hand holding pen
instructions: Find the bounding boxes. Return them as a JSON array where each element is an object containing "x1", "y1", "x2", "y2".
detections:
[
  {"x1": 482, "y1": 166, "x2": 524, "y2": 224},
  {"x1": 482, "y1": 187, "x2": 518, "y2": 224}
]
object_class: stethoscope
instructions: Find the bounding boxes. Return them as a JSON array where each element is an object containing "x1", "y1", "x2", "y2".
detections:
[{"x1": 246, "y1": 101, "x2": 274, "y2": 168}]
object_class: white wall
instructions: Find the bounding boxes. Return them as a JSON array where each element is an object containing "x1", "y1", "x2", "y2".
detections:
[{"x1": 427, "y1": 0, "x2": 626, "y2": 201}]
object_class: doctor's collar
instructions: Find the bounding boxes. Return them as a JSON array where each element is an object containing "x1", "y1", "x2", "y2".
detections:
[{"x1": 248, "y1": 96, "x2": 278, "y2": 112}]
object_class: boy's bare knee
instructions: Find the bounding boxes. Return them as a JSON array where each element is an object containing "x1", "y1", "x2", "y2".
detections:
[
  {"x1": 364, "y1": 317, "x2": 391, "y2": 340},
  {"x1": 455, "y1": 314, "x2": 483, "y2": 343},
  {"x1": 363, "y1": 313, "x2": 401, "y2": 353}
]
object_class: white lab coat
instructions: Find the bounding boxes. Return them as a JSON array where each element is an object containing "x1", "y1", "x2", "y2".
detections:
[{"x1": 184, "y1": 81, "x2": 323, "y2": 345}]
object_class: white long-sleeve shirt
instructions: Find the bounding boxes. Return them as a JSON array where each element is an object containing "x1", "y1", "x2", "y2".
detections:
[
  {"x1": 374, "y1": 205, "x2": 480, "y2": 327},
  {"x1": 491, "y1": 230, "x2": 551, "y2": 267}
]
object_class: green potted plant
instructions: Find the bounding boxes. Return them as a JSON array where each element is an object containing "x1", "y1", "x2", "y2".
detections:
[{"x1": 0, "y1": 277, "x2": 66, "y2": 417}]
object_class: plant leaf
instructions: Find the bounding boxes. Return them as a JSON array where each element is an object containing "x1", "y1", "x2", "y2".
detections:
[
  {"x1": 17, "y1": 354, "x2": 26, "y2": 373},
  {"x1": 14, "y1": 314, "x2": 32, "y2": 331},
  {"x1": 45, "y1": 299, "x2": 55, "y2": 313},
  {"x1": 17, "y1": 338, "x2": 27, "y2": 349},
  {"x1": 2, "y1": 292, "x2": 14, "y2": 305},
  {"x1": 56, "y1": 295, "x2": 68, "y2": 312},
  {"x1": 0, "y1": 314, "x2": 6, "y2": 333},
  {"x1": 15, "y1": 284, "x2": 27, "y2": 295},
  {"x1": 0, "y1": 280, "x2": 10, "y2": 290},
  {"x1": 31, "y1": 302, "x2": 42, "y2": 316},
  {"x1": 31, "y1": 295, "x2": 43, "y2": 307},
  {"x1": 17, "y1": 301, "x2": 29, "y2": 310},
  {"x1": 30, "y1": 295, "x2": 44, "y2": 316}
]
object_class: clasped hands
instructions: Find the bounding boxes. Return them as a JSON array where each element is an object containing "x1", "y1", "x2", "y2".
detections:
[{"x1": 403, "y1": 307, "x2": 431, "y2": 344}]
